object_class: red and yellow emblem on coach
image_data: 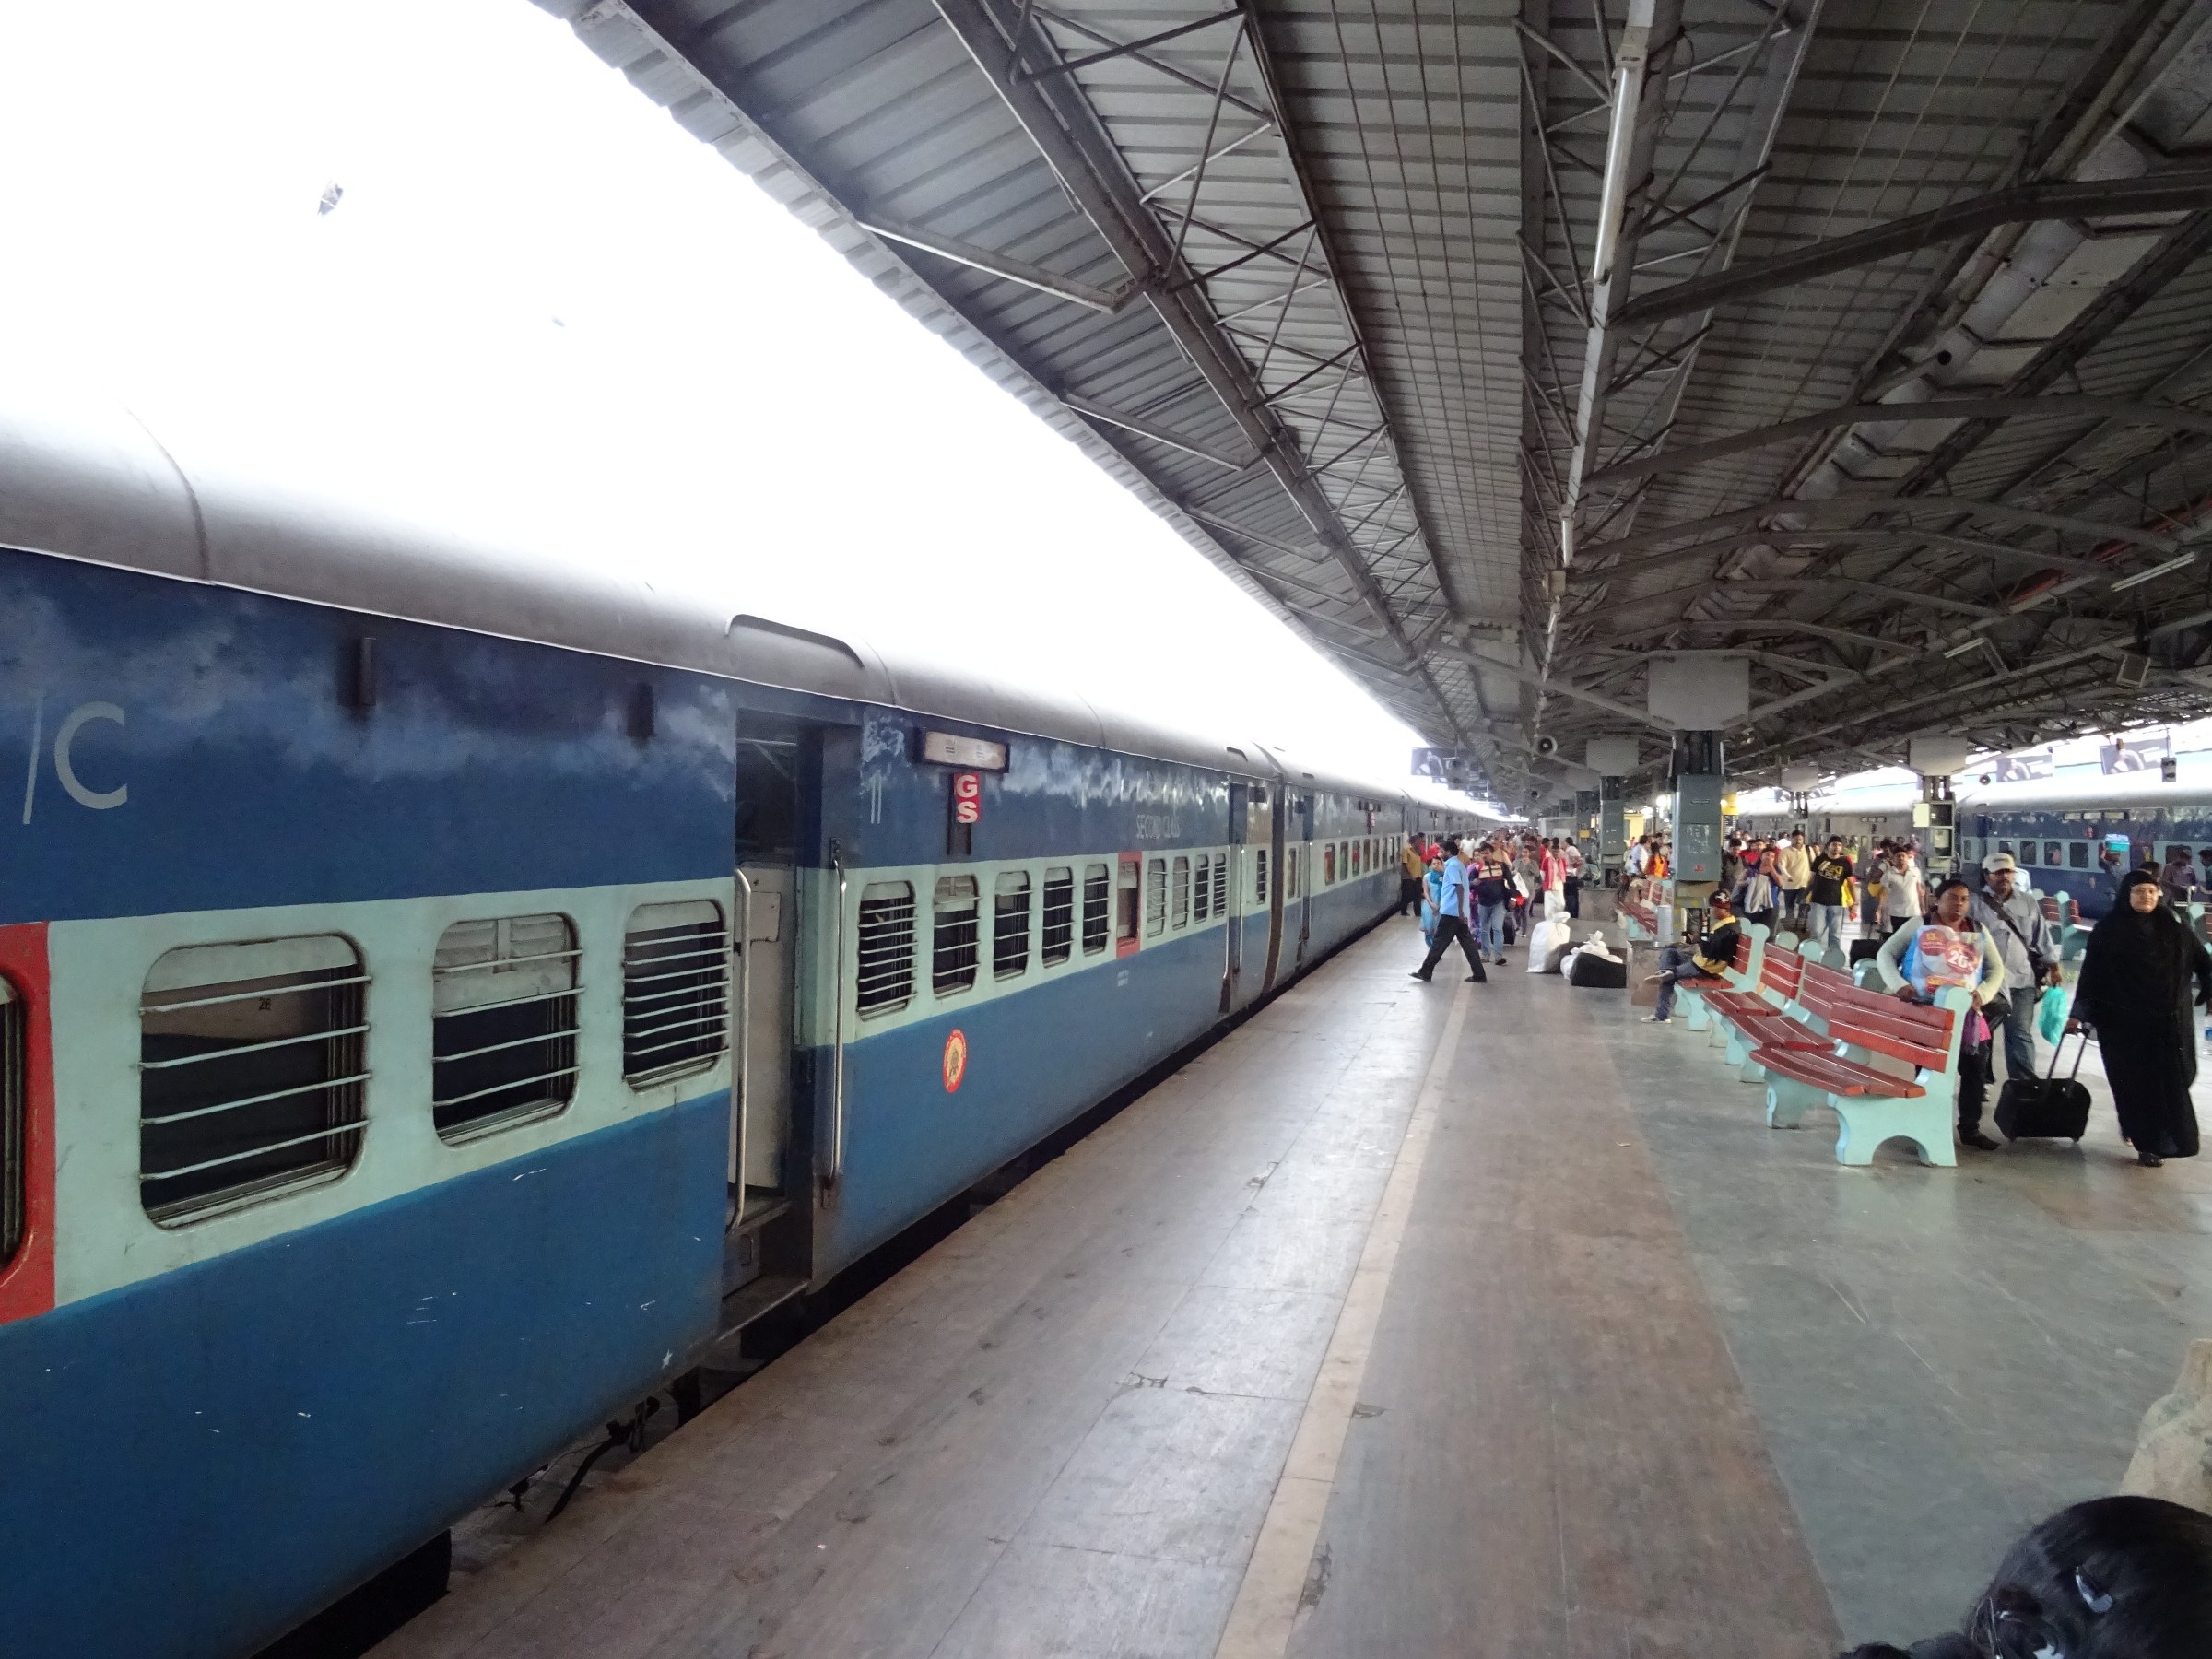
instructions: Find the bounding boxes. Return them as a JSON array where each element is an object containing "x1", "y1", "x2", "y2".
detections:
[{"x1": 942, "y1": 1028, "x2": 968, "y2": 1093}]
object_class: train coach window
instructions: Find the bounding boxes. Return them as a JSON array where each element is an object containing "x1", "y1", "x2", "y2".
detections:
[
  {"x1": 1324, "y1": 845, "x2": 1335, "y2": 887},
  {"x1": 1997, "y1": 840, "x2": 2015, "y2": 857},
  {"x1": 1213, "y1": 854, "x2": 1227, "y2": 917},
  {"x1": 1117, "y1": 860, "x2": 1140, "y2": 945},
  {"x1": 933, "y1": 877, "x2": 981, "y2": 997},
  {"x1": 1255, "y1": 849, "x2": 1269, "y2": 903},
  {"x1": 1171, "y1": 856, "x2": 1191, "y2": 929},
  {"x1": 1146, "y1": 858, "x2": 1167, "y2": 937},
  {"x1": 432, "y1": 915, "x2": 580, "y2": 1142},
  {"x1": 1083, "y1": 864, "x2": 1111, "y2": 955},
  {"x1": 2068, "y1": 841, "x2": 2088, "y2": 869},
  {"x1": 139, "y1": 936, "x2": 369, "y2": 1224},
  {"x1": 2018, "y1": 842, "x2": 2037, "y2": 866},
  {"x1": 1, "y1": 978, "x2": 22, "y2": 1265},
  {"x1": 994, "y1": 872, "x2": 1031, "y2": 980},
  {"x1": 622, "y1": 900, "x2": 730, "y2": 1087},
  {"x1": 856, "y1": 882, "x2": 916, "y2": 1016},
  {"x1": 1041, "y1": 868, "x2": 1075, "y2": 966},
  {"x1": 1193, "y1": 854, "x2": 1211, "y2": 923}
]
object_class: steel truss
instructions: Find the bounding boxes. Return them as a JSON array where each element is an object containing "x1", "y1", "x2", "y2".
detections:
[{"x1": 543, "y1": 0, "x2": 2212, "y2": 799}]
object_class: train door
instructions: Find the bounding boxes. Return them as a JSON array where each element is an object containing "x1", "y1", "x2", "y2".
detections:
[
  {"x1": 1262, "y1": 787, "x2": 1288, "y2": 990},
  {"x1": 1223, "y1": 783, "x2": 1247, "y2": 1011},
  {"x1": 1291, "y1": 795, "x2": 1312, "y2": 970},
  {"x1": 726, "y1": 715, "x2": 810, "y2": 1320}
]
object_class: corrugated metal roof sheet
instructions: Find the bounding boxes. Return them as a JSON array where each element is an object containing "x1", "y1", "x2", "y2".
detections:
[{"x1": 543, "y1": 0, "x2": 2212, "y2": 793}]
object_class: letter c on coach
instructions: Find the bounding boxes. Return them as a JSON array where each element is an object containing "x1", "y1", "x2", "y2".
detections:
[{"x1": 53, "y1": 701, "x2": 127, "y2": 811}]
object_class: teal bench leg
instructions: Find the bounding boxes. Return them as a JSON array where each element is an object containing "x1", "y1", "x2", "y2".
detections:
[
  {"x1": 1831, "y1": 1095, "x2": 1956, "y2": 1167},
  {"x1": 1764, "y1": 1077, "x2": 1821, "y2": 1129}
]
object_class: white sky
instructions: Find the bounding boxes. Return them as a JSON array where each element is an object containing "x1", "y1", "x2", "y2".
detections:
[{"x1": 0, "y1": 0, "x2": 1467, "y2": 792}]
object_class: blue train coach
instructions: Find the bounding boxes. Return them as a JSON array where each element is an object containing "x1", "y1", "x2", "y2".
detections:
[{"x1": 0, "y1": 397, "x2": 1489, "y2": 1655}]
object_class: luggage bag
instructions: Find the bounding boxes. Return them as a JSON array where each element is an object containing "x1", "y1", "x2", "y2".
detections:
[{"x1": 1994, "y1": 1030, "x2": 2092, "y2": 1143}]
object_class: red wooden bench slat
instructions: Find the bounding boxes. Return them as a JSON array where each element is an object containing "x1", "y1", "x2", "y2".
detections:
[
  {"x1": 1794, "y1": 979, "x2": 1958, "y2": 1071},
  {"x1": 1802, "y1": 983, "x2": 1952, "y2": 1040},
  {"x1": 1754, "y1": 1046, "x2": 1926, "y2": 1098},
  {"x1": 1734, "y1": 1011, "x2": 1832, "y2": 1051},
  {"x1": 1706, "y1": 991, "x2": 1769, "y2": 1019},
  {"x1": 1817, "y1": 1019, "x2": 1949, "y2": 1071}
]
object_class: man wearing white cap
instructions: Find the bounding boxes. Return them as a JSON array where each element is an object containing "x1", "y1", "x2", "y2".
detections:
[{"x1": 1972, "y1": 852, "x2": 2056, "y2": 1080}]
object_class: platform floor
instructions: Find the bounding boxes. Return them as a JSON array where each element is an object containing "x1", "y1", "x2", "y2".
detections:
[{"x1": 376, "y1": 920, "x2": 2212, "y2": 1659}]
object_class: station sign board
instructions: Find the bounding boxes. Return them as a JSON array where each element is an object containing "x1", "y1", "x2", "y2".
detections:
[{"x1": 922, "y1": 730, "x2": 1007, "y2": 771}]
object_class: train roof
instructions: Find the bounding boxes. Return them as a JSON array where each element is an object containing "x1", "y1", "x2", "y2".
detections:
[{"x1": 0, "y1": 390, "x2": 1490, "y2": 817}]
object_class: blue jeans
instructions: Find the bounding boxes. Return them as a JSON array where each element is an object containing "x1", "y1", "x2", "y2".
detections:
[
  {"x1": 1477, "y1": 901, "x2": 1505, "y2": 957},
  {"x1": 1806, "y1": 903, "x2": 1845, "y2": 954},
  {"x1": 2000, "y1": 986, "x2": 2041, "y2": 1079},
  {"x1": 1653, "y1": 944, "x2": 1721, "y2": 1021}
]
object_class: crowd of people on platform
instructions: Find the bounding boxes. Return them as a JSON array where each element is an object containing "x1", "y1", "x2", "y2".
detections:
[
  {"x1": 1427, "y1": 819, "x2": 2212, "y2": 1172},
  {"x1": 1395, "y1": 828, "x2": 1589, "y2": 984}
]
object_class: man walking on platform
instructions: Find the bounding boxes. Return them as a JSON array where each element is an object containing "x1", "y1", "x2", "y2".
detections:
[
  {"x1": 1805, "y1": 835, "x2": 1853, "y2": 955},
  {"x1": 1411, "y1": 842, "x2": 1487, "y2": 983},
  {"x1": 1973, "y1": 852, "x2": 2054, "y2": 1079},
  {"x1": 1397, "y1": 834, "x2": 1427, "y2": 918},
  {"x1": 1776, "y1": 829, "x2": 1812, "y2": 931}
]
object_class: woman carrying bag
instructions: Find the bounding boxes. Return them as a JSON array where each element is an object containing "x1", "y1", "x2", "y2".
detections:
[
  {"x1": 1735, "y1": 847, "x2": 1783, "y2": 935},
  {"x1": 1876, "y1": 877, "x2": 2009, "y2": 1152},
  {"x1": 2068, "y1": 868, "x2": 2212, "y2": 1168}
]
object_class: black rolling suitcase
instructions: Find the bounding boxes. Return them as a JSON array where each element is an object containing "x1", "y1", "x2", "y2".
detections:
[
  {"x1": 1848, "y1": 936, "x2": 1883, "y2": 967},
  {"x1": 1994, "y1": 1030, "x2": 2092, "y2": 1143}
]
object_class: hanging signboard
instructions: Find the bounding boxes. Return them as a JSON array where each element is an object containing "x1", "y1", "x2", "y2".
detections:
[{"x1": 921, "y1": 730, "x2": 1007, "y2": 771}]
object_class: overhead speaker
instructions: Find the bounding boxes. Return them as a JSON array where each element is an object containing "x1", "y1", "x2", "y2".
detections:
[
  {"x1": 1535, "y1": 734, "x2": 1559, "y2": 758},
  {"x1": 2116, "y1": 652, "x2": 2151, "y2": 689}
]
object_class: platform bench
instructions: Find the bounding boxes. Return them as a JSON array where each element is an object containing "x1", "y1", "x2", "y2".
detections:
[
  {"x1": 1692, "y1": 931, "x2": 1808, "y2": 1077},
  {"x1": 1674, "y1": 926, "x2": 1757, "y2": 1030},
  {"x1": 1754, "y1": 976, "x2": 1969, "y2": 1167}
]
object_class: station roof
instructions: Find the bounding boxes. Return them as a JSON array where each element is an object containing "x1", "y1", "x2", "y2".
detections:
[{"x1": 540, "y1": 0, "x2": 2212, "y2": 802}]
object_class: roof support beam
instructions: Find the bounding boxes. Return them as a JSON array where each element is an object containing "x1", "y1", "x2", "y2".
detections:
[
  {"x1": 1538, "y1": 0, "x2": 1685, "y2": 699},
  {"x1": 1474, "y1": 653, "x2": 1679, "y2": 732},
  {"x1": 1060, "y1": 395, "x2": 1257, "y2": 469},
  {"x1": 1572, "y1": 491, "x2": 2177, "y2": 566},
  {"x1": 862, "y1": 218, "x2": 1140, "y2": 312},
  {"x1": 932, "y1": 0, "x2": 1456, "y2": 738},
  {"x1": 1612, "y1": 169, "x2": 2212, "y2": 327},
  {"x1": 1587, "y1": 395, "x2": 2212, "y2": 488}
]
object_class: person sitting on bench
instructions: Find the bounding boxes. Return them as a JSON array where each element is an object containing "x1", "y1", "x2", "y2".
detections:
[{"x1": 1643, "y1": 893, "x2": 1741, "y2": 1025}]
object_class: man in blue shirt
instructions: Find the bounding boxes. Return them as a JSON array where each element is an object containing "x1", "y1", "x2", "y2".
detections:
[{"x1": 1411, "y1": 842, "x2": 1488, "y2": 983}]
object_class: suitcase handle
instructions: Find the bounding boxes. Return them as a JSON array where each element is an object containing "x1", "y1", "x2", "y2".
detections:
[{"x1": 2047, "y1": 1027, "x2": 2090, "y2": 1082}]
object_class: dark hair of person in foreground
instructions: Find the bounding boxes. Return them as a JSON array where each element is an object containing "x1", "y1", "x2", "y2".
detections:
[{"x1": 1838, "y1": 1497, "x2": 2212, "y2": 1659}]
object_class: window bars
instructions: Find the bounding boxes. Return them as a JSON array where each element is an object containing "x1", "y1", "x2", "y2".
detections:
[
  {"x1": 857, "y1": 881, "x2": 917, "y2": 1015},
  {"x1": 431, "y1": 914, "x2": 579, "y2": 1142},
  {"x1": 1083, "y1": 863, "x2": 1112, "y2": 955},
  {"x1": 1041, "y1": 867, "x2": 1075, "y2": 965},
  {"x1": 138, "y1": 936, "x2": 369, "y2": 1224},
  {"x1": 934, "y1": 877, "x2": 981, "y2": 996},
  {"x1": 622, "y1": 900, "x2": 730, "y2": 1087},
  {"x1": 994, "y1": 871, "x2": 1031, "y2": 979}
]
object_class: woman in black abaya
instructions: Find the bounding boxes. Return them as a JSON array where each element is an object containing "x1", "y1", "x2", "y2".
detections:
[{"x1": 2068, "y1": 869, "x2": 2212, "y2": 1167}]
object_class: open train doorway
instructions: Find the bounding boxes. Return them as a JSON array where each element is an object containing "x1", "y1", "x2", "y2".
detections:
[{"x1": 726, "y1": 713, "x2": 811, "y2": 1323}]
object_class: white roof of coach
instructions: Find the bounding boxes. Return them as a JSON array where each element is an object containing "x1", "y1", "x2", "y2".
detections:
[{"x1": 0, "y1": 391, "x2": 1418, "y2": 801}]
